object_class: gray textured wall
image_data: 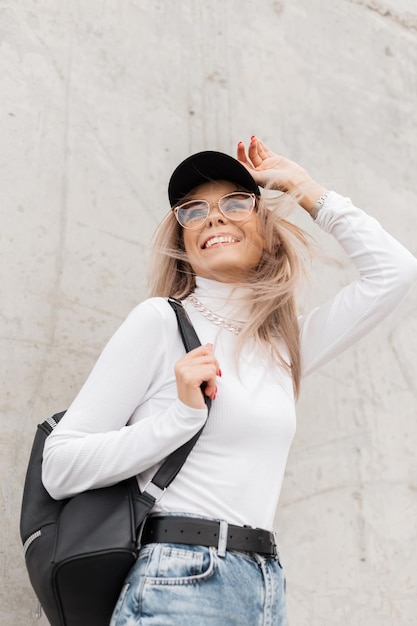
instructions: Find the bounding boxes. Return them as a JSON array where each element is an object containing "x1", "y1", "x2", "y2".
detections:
[{"x1": 2, "y1": 1, "x2": 417, "y2": 624}]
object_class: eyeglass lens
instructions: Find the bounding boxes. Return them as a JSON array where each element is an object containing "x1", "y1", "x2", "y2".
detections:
[{"x1": 176, "y1": 192, "x2": 255, "y2": 229}]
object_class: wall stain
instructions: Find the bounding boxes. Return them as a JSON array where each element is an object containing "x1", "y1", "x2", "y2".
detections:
[
  {"x1": 273, "y1": 2, "x2": 284, "y2": 15},
  {"x1": 349, "y1": 0, "x2": 417, "y2": 32}
]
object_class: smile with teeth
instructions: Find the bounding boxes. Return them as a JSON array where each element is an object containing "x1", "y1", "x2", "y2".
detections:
[{"x1": 203, "y1": 235, "x2": 240, "y2": 249}]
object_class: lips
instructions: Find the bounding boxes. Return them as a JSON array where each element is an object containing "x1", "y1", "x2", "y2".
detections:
[{"x1": 202, "y1": 234, "x2": 241, "y2": 249}]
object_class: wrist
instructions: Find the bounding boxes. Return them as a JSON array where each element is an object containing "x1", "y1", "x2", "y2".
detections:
[
  {"x1": 283, "y1": 169, "x2": 313, "y2": 194},
  {"x1": 288, "y1": 181, "x2": 328, "y2": 214},
  {"x1": 309, "y1": 190, "x2": 330, "y2": 219}
]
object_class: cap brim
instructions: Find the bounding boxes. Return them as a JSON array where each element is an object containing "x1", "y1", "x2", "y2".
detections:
[{"x1": 168, "y1": 151, "x2": 261, "y2": 207}]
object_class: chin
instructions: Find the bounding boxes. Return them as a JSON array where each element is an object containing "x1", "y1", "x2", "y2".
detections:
[
  {"x1": 189, "y1": 247, "x2": 261, "y2": 281},
  {"x1": 195, "y1": 264, "x2": 252, "y2": 282}
]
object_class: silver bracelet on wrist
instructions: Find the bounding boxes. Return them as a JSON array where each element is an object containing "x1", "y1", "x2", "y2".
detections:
[{"x1": 310, "y1": 191, "x2": 330, "y2": 220}]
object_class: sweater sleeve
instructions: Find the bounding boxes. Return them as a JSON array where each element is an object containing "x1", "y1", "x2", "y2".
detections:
[
  {"x1": 300, "y1": 192, "x2": 417, "y2": 377},
  {"x1": 42, "y1": 299, "x2": 207, "y2": 500}
]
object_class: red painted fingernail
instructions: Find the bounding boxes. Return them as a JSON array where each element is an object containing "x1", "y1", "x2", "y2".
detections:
[{"x1": 217, "y1": 368, "x2": 222, "y2": 377}]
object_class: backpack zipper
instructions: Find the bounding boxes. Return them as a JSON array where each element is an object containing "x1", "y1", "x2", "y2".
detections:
[{"x1": 23, "y1": 530, "x2": 41, "y2": 556}]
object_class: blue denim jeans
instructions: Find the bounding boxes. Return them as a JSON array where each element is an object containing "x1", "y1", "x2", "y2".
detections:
[{"x1": 110, "y1": 540, "x2": 287, "y2": 625}]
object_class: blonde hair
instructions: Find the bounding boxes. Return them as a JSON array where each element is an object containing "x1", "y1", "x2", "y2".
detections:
[{"x1": 148, "y1": 193, "x2": 313, "y2": 397}]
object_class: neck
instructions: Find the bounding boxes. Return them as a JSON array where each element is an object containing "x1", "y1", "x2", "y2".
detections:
[{"x1": 193, "y1": 277, "x2": 251, "y2": 321}]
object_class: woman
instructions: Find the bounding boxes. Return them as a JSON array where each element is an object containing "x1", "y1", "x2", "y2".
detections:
[{"x1": 42, "y1": 136, "x2": 417, "y2": 625}]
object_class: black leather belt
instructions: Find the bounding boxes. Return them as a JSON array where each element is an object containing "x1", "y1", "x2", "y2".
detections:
[{"x1": 140, "y1": 515, "x2": 277, "y2": 557}]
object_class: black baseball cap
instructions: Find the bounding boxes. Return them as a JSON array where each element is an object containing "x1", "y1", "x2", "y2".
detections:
[{"x1": 168, "y1": 151, "x2": 261, "y2": 207}]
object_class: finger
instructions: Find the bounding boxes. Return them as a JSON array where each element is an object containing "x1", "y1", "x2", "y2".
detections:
[
  {"x1": 175, "y1": 344, "x2": 220, "y2": 376},
  {"x1": 248, "y1": 136, "x2": 263, "y2": 167},
  {"x1": 203, "y1": 368, "x2": 219, "y2": 400},
  {"x1": 184, "y1": 343, "x2": 214, "y2": 359},
  {"x1": 175, "y1": 361, "x2": 217, "y2": 391},
  {"x1": 177, "y1": 360, "x2": 218, "y2": 378},
  {"x1": 204, "y1": 382, "x2": 217, "y2": 400},
  {"x1": 202, "y1": 344, "x2": 219, "y2": 373},
  {"x1": 254, "y1": 136, "x2": 270, "y2": 159},
  {"x1": 187, "y1": 344, "x2": 217, "y2": 363},
  {"x1": 237, "y1": 141, "x2": 251, "y2": 167},
  {"x1": 253, "y1": 136, "x2": 277, "y2": 164},
  {"x1": 175, "y1": 345, "x2": 220, "y2": 380}
]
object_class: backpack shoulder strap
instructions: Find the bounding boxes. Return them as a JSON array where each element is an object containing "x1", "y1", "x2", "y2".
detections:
[{"x1": 133, "y1": 297, "x2": 211, "y2": 526}]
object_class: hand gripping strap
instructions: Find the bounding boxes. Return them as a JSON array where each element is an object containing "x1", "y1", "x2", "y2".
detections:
[
  {"x1": 134, "y1": 297, "x2": 211, "y2": 528},
  {"x1": 168, "y1": 297, "x2": 211, "y2": 413}
]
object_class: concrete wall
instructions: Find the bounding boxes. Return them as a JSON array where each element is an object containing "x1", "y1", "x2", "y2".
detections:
[{"x1": 2, "y1": 1, "x2": 416, "y2": 624}]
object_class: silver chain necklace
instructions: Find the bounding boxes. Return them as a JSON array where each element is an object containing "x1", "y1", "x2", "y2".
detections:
[{"x1": 186, "y1": 294, "x2": 244, "y2": 335}]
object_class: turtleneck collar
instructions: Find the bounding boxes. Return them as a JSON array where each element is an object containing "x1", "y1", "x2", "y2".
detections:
[{"x1": 192, "y1": 277, "x2": 252, "y2": 321}]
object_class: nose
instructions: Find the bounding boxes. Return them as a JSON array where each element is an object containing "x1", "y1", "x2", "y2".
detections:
[{"x1": 206, "y1": 201, "x2": 227, "y2": 226}]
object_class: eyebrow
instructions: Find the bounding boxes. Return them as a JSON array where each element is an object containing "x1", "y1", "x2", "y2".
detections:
[{"x1": 185, "y1": 186, "x2": 249, "y2": 201}]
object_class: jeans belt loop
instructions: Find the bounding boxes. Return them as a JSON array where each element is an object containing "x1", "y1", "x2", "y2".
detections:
[
  {"x1": 272, "y1": 530, "x2": 278, "y2": 557},
  {"x1": 136, "y1": 517, "x2": 148, "y2": 550},
  {"x1": 217, "y1": 520, "x2": 228, "y2": 558}
]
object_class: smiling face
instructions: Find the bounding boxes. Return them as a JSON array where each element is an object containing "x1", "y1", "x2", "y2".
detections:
[{"x1": 181, "y1": 180, "x2": 265, "y2": 282}]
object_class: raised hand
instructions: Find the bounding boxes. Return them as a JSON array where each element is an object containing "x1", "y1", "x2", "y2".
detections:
[{"x1": 237, "y1": 136, "x2": 327, "y2": 212}]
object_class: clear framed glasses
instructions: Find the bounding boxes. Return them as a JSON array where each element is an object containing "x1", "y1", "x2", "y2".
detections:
[{"x1": 174, "y1": 192, "x2": 256, "y2": 229}]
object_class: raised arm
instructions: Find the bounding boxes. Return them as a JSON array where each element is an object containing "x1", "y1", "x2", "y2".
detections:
[
  {"x1": 299, "y1": 192, "x2": 417, "y2": 375},
  {"x1": 238, "y1": 136, "x2": 417, "y2": 377}
]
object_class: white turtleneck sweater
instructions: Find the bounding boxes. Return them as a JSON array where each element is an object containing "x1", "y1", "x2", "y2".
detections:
[{"x1": 42, "y1": 192, "x2": 417, "y2": 531}]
